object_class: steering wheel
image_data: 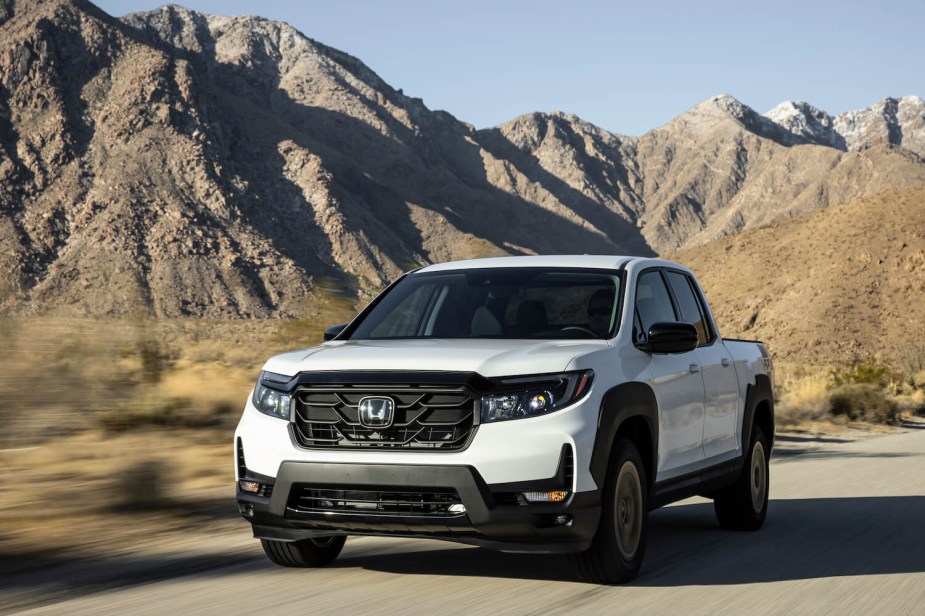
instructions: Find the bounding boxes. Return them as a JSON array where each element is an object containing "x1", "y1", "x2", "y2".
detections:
[{"x1": 560, "y1": 326, "x2": 598, "y2": 338}]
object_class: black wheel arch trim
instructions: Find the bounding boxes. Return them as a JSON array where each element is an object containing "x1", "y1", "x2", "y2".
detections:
[
  {"x1": 741, "y1": 373, "x2": 775, "y2": 451},
  {"x1": 590, "y1": 381, "x2": 659, "y2": 491}
]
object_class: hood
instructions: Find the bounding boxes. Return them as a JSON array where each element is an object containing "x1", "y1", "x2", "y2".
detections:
[{"x1": 262, "y1": 338, "x2": 609, "y2": 378}]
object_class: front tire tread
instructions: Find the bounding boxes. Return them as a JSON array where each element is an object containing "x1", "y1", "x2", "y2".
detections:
[{"x1": 260, "y1": 536, "x2": 346, "y2": 568}]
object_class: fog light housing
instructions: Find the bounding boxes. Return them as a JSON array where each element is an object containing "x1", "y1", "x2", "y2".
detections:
[
  {"x1": 521, "y1": 490, "x2": 569, "y2": 503},
  {"x1": 553, "y1": 514, "x2": 573, "y2": 527},
  {"x1": 447, "y1": 503, "x2": 467, "y2": 515}
]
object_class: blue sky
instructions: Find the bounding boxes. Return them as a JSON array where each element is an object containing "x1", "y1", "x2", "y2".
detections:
[{"x1": 95, "y1": 0, "x2": 924, "y2": 136}]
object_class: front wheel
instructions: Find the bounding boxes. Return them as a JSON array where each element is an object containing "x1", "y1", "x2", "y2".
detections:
[
  {"x1": 569, "y1": 437, "x2": 648, "y2": 584},
  {"x1": 714, "y1": 426, "x2": 770, "y2": 530},
  {"x1": 261, "y1": 535, "x2": 346, "y2": 567}
]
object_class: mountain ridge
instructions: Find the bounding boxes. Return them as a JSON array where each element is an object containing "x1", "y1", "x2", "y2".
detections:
[
  {"x1": 1, "y1": 0, "x2": 923, "y2": 319},
  {"x1": 764, "y1": 95, "x2": 925, "y2": 157}
]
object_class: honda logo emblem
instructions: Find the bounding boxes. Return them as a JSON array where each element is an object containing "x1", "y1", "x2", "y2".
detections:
[{"x1": 358, "y1": 397, "x2": 395, "y2": 429}]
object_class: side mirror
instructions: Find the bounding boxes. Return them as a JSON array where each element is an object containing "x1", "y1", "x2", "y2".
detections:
[
  {"x1": 323, "y1": 324, "x2": 348, "y2": 341},
  {"x1": 637, "y1": 322, "x2": 698, "y2": 354}
]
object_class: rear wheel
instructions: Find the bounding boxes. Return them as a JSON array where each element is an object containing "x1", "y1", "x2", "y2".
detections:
[
  {"x1": 260, "y1": 535, "x2": 346, "y2": 567},
  {"x1": 714, "y1": 426, "x2": 769, "y2": 530},
  {"x1": 570, "y1": 437, "x2": 648, "y2": 584}
]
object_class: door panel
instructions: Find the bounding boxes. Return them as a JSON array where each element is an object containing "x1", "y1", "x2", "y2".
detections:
[
  {"x1": 649, "y1": 353, "x2": 706, "y2": 474},
  {"x1": 696, "y1": 344, "x2": 739, "y2": 459}
]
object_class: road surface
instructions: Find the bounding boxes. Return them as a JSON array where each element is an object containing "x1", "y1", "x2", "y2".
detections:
[{"x1": 4, "y1": 423, "x2": 925, "y2": 615}]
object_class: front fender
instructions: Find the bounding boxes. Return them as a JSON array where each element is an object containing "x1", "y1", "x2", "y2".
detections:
[{"x1": 590, "y1": 382, "x2": 659, "y2": 489}]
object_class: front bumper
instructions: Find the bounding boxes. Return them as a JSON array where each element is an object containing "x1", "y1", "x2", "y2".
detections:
[{"x1": 237, "y1": 459, "x2": 602, "y2": 554}]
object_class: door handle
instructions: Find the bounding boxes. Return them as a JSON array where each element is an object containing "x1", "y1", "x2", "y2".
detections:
[
  {"x1": 689, "y1": 363, "x2": 700, "y2": 373},
  {"x1": 721, "y1": 358, "x2": 730, "y2": 367}
]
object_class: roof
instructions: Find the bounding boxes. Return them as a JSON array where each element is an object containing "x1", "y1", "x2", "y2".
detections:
[{"x1": 416, "y1": 255, "x2": 640, "y2": 273}]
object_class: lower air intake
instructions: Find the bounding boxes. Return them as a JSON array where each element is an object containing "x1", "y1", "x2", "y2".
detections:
[{"x1": 287, "y1": 486, "x2": 465, "y2": 518}]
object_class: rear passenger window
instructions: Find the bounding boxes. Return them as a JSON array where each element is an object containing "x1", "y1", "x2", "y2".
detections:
[
  {"x1": 666, "y1": 271, "x2": 712, "y2": 345},
  {"x1": 635, "y1": 271, "x2": 677, "y2": 339}
]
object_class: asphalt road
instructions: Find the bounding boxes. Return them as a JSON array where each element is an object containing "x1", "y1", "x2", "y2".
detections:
[{"x1": 5, "y1": 423, "x2": 925, "y2": 615}]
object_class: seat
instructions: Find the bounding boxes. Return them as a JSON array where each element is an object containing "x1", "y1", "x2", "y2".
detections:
[{"x1": 516, "y1": 300, "x2": 548, "y2": 336}]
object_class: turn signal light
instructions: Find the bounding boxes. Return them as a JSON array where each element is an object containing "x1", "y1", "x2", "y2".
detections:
[
  {"x1": 521, "y1": 490, "x2": 569, "y2": 503},
  {"x1": 239, "y1": 480, "x2": 261, "y2": 494}
]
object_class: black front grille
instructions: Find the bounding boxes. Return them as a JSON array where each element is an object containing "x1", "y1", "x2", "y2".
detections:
[
  {"x1": 293, "y1": 384, "x2": 476, "y2": 450},
  {"x1": 288, "y1": 486, "x2": 465, "y2": 517}
]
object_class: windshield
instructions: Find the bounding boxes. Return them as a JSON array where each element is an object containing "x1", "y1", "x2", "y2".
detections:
[{"x1": 347, "y1": 268, "x2": 623, "y2": 340}]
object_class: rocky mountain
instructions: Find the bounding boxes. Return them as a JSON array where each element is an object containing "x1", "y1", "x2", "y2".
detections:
[
  {"x1": 491, "y1": 95, "x2": 925, "y2": 252},
  {"x1": 1, "y1": 0, "x2": 923, "y2": 318},
  {"x1": 763, "y1": 100, "x2": 843, "y2": 149},
  {"x1": 765, "y1": 96, "x2": 925, "y2": 158}
]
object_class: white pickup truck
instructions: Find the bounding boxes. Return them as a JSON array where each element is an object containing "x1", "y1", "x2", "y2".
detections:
[{"x1": 234, "y1": 255, "x2": 774, "y2": 583}]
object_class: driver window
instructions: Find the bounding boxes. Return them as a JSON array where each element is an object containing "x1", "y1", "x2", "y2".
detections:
[
  {"x1": 635, "y1": 271, "x2": 677, "y2": 339},
  {"x1": 666, "y1": 271, "x2": 712, "y2": 345}
]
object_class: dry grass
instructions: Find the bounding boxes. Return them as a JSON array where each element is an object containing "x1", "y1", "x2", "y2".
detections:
[
  {"x1": 0, "y1": 428, "x2": 240, "y2": 567},
  {"x1": 775, "y1": 363, "x2": 832, "y2": 425},
  {"x1": 0, "y1": 287, "x2": 357, "y2": 444},
  {"x1": 894, "y1": 388, "x2": 925, "y2": 417},
  {"x1": 0, "y1": 297, "x2": 359, "y2": 561},
  {"x1": 776, "y1": 359, "x2": 925, "y2": 427}
]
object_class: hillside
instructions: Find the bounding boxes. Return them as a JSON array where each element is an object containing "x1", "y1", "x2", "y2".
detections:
[
  {"x1": 0, "y1": 0, "x2": 923, "y2": 317},
  {"x1": 673, "y1": 187, "x2": 925, "y2": 367}
]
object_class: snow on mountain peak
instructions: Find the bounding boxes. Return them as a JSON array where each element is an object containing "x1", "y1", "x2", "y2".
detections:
[{"x1": 764, "y1": 101, "x2": 842, "y2": 149}]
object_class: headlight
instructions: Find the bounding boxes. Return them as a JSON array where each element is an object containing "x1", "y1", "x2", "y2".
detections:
[
  {"x1": 481, "y1": 370, "x2": 593, "y2": 423},
  {"x1": 252, "y1": 371, "x2": 292, "y2": 420}
]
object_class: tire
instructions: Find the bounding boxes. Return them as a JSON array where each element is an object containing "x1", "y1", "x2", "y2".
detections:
[
  {"x1": 569, "y1": 437, "x2": 648, "y2": 584},
  {"x1": 714, "y1": 425, "x2": 770, "y2": 530},
  {"x1": 260, "y1": 536, "x2": 346, "y2": 568}
]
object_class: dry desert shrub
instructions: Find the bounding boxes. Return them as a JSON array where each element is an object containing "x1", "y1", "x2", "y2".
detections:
[
  {"x1": 828, "y1": 383, "x2": 900, "y2": 424},
  {"x1": 110, "y1": 460, "x2": 171, "y2": 511},
  {"x1": 913, "y1": 389, "x2": 925, "y2": 416},
  {"x1": 894, "y1": 388, "x2": 925, "y2": 417},
  {"x1": 97, "y1": 392, "x2": 226, "y2": 434},
  {"x1": 898, "y1": 344, "x2": 925, "y2": 376},
  {"x1": 912, "y1": 371, "x2": 925, "y2": 391},
  {"x1": 829, "y1": 356, "x2": 898, "y2": 389}
]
